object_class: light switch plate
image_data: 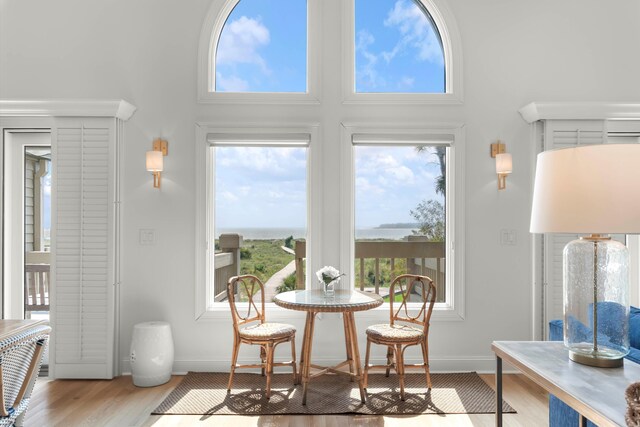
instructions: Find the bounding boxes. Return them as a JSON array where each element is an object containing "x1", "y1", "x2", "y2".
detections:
[
  {"x1": 139, "y1": 229, "x2": 156, "y2": 245},
  {"x1": 500, "y1": 229, "x2": 517, "y2": 246}
]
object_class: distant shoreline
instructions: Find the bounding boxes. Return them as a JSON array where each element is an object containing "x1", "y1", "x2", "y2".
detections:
[
  {"x1": 217, "y1": 227, "x2": 417, "y2": 240},
  {"x1": 375, "y1": 223, "x2": 419, "y2": 229}
]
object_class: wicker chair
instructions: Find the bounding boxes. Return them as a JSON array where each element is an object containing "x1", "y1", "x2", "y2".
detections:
[
  {"x1": 0, "y1": 322, "x2": 50, "y2": 426},
  {"x1": 363, "y1": 274, "x2": 436, "y2": 401},
  {"x1": 227, "y1": 275, "x2": 297, "y2": 399}
]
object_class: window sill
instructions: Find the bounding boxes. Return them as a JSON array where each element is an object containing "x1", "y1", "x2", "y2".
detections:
[
  {"x1": 197, "y1": 92, "x2": 320, "y2": 105},
  {"x1": 342, "y1": 92, "x2": 463, "y2": 106}
]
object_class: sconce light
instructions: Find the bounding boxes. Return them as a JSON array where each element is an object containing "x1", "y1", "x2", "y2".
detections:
[
  {"x1": 146, "y1": 138, "x2": 168, "y2": 189},
  {"x1": 490, "y1": 140, "x2": 512, "y2": 190}
]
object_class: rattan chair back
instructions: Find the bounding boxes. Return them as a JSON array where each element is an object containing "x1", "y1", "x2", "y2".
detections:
[
  {"x1": 389, "y1": 274, "x2": 436, "y2": 334},
  {"x1": 227, "y1": 275, "x2": 265, "y2": 331}
]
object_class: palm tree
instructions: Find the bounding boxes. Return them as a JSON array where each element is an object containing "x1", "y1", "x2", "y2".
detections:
[{"x1": 416, "y1": 145, "x2": 445, "y2": 195}]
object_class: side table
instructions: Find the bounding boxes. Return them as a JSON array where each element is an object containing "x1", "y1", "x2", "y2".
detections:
[
  {"x1": 130, "y1": 321, "x2": 174, "y2": 387},
  {"x1": 492, "y1": 341, "x2": 640, "y2": 427}
]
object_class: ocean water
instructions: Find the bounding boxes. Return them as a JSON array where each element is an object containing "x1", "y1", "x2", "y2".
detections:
[{"x1": 216, "y1": 227, "x2": 417, "y2": 240}]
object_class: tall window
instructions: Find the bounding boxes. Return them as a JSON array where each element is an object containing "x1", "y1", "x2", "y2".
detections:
[
  {"x1": 353, "y1": 142, "x2": 447, "y2": 303},
  {"x1": 214, "y1": 0, "x2": 308, "y2": 92},
  {"x1": 355, "y1": 0, "x2": 445, "y2": 93},
  {"x1": 198, "y1": 0, "x2": 463, "y2": 318},
  {"x1": 210, "y1": 137, "x2": 308, "y2": 304}
]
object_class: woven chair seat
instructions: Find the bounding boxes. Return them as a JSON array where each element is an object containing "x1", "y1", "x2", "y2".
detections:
[
  {"x1": 366, "y1": 323, "x2": 424, "y2": 342},
  {"x1": 239, "y1": 322, "x2": 296, "y2": 340}
]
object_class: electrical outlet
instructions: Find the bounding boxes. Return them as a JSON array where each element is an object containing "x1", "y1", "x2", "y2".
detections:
[{"x1": 139, "y1": 229, "x2": 156, "y2": 245}]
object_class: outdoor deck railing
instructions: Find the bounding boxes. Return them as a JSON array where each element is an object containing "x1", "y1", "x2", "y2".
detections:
[
  {"x1": 294, "y1": 239, "x2": 446, "y2": 302},
  {"x1": 213, "y1": 234, "x2": 243, "y2": 302},
  {"x1": 213, "y1": 234, "x2": 446, "y2": 303}
]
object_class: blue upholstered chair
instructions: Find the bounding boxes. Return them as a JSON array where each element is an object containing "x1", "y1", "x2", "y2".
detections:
[{"x1": 548, "y1": 305, "x2": 640, "y2": 427}]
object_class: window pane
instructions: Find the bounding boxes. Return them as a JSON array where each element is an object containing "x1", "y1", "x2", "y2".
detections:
[
  {"x1": 355, "y1": 0, "x2": 445, "y2": 93},
  {"x1": 215, "y1": 0, "x2": 307, "y2": 92},
  {"x1": 213, "y1": 146, "x2": 307, "y2": 302},
  {"x1": 354, "y1": 145, "x2": 446, "y2": 303}
]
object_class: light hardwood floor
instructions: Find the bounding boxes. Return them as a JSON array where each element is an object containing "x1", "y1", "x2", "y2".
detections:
[{"x1": 24, "y1": 374, "x2": 548, "y2": 427}]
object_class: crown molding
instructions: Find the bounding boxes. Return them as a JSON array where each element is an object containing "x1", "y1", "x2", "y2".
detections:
[
  {"x1": 0, "y1": 99, "x2": 137, "y2": 121},
  {"x1": 519, "y1": 102, "x2": 640, "y2": 124}
]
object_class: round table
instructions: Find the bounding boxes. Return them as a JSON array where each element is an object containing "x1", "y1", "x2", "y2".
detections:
[{"x1": 273, "y1": 289, "x2": 383, "y2": 404}]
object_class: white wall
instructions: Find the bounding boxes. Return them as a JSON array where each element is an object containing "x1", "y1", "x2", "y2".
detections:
[{"x1": 2, "y1": 0, "x2": 640, "y2": 373}]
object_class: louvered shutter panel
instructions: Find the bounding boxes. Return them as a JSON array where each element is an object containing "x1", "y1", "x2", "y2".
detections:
[
  {"x1": 542, "y1": 120, "x2": 607, "y2": 333},
  {"x1": 51, "y1": 118, "x2": 116, "y2": 379}
]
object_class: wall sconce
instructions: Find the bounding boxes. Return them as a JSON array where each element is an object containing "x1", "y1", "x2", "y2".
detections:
[
  {"x1": 146, "y1": 138, "x2": 168, "y2": 189},
  {"x1": 490, "y1": 140, "x2": 512, "y2": 190}
]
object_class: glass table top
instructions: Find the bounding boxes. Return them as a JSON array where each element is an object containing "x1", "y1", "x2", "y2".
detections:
[{"x1": 273, "y1": 290, "x2": 383, "y2": 312}]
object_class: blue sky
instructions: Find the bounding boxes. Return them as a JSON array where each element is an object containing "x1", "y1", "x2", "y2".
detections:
[
  {"x1": 215, "y1": 146, "x2": 308, "y2": 229},
  {"x1": 355, "y1": 0, "x2": 444, "y2": 93},
  {"x1": 215, "y1": 0, "x2": 444, "y2": 93},
  {"x1": 355, "y1": 146, "x2": 443, "y2": 227},
  {"x1": 215, "y1": 0, "x2": 307, "y2": 92},
  {"x1": 214, "y1": 145, "x2": 444, "y2": 230}
]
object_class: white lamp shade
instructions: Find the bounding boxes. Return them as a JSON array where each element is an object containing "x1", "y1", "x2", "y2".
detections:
[
  {"x1": 530, "y1": 144, "x2": 640, "y2": 234},
  {"x1": 146, "y1": 150, "x2": 163, "y2": 172},
  {"x1": 496, "y1": 153, "x2": 512, "y2": 174}
]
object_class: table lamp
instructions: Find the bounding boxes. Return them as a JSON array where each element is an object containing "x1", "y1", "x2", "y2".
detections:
[{"x1": 530, "y1": 144, "x2": 640, "y2": 367}]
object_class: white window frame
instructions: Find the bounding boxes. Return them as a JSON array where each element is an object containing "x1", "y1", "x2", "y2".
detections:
[
  {"x1": 197, "y1": 0, "x2": 321, "y2": 105},
  {"x1": 339, "y1": 122, "x2": 465, "y2": 321},
  {"x1": 194, "y1": 123, "x2": 322, "y2": 321},
  {"x1": 342, "y1": 0, "x2": 463, "y2": 105}
]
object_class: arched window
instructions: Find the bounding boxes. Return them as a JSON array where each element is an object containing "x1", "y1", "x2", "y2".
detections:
[
  {"x1": 196, "y1": 0, "x2": 465, "y2": 322},
  {"x1": 212, "y1": 0, "x2": 307, "y2": 93},
  {"x1": 355, "y1": 0, "x2": 445, "y2": 93}
]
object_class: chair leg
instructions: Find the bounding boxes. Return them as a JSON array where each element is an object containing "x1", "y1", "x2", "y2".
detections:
[
  {"x1": 421, "y1": 339, "x2": 432, "y2": 389},
  {"x1": 265, "y1": 342, "x2": 274, "y2": 399},
  {"x1": 260, "y1": 345, "x2": 267, "y2": 377},
  {"x1": 363, "y1": 339, "x2": 372, "y2": 389},
  {"x1": 385, "y1": 345, "x2": 394, "y2": 377},
  {"x1": 395, "y1": 344, "x2": 405, "y2": 401},
  {"x1": 227, "y1": 336, "x2": 240, "y2": 392},
  {"x1": 290, "y1": 337, "x2": 298, "y2": 385}
]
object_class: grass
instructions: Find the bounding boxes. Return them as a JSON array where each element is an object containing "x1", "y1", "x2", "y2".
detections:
[
  {"x1": 238, "y1": 239, "x2": 294, "y2": 284},
  {"x1": 354, "y1": 257, "x2": 408, "y2": 290}
]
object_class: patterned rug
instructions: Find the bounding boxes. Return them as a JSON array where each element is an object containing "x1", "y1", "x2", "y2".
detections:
[{"x1": 153, "y1": 372, "x2": 515, "y2": 415}]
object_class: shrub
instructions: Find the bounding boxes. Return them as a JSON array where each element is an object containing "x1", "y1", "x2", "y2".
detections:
[
  {"x1": 240, "y1": 247, "x2": 252, "y2": 260},
  {"x1": 276, "y1": 273, "x2": 297, "y2": 294},
  {"x1": 284, "y1": 235, "x2": 294, "y2": 249}
]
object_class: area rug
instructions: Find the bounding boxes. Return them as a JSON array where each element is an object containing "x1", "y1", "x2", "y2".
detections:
[{"x1": 153, "y1": 372, "x2": 515, "y2": 416}]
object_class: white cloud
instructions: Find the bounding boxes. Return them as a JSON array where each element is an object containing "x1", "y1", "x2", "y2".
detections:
[
  {"x1": 217, "y1": 147, "x2": 306, "y2": 178},
  {"x1": 384, "y1": 0, "x2": 443, "y2": 64},
  {"x1": 220, "y1": 191, "x2": 238, "y2": 202},
  {"x1": 216, "y1": 16, "x2": 271, "y2": 73},
  {"x1": 216, "y1": 73, "x2": 249, "y2": 92},
  {"x1": 355, "y1": 30, "x2": 385, "y2": 89},
  {"x1": 388, "y1": 165, "x2": 415, "y2": 183},
  {"x1": 398, "y1": 76, "x2": 415, "y2": 89},
  {"x1": 356, "y1": 177, "x2": 385, "y2": 195}
]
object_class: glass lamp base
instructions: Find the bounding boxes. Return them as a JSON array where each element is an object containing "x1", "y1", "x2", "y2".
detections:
[{"x1": 568, "y1": 347, "x2": 624, "y2": 368}]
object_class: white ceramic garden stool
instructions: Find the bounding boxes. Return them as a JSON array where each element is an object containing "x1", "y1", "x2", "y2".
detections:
[{"x1": 130, "y1": 321, "x2": 174, "y2": 387}]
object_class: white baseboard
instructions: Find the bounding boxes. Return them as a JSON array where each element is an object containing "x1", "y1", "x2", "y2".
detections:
[{"x1": 120, "y1": 355, "x2": 515, "y2": 376}]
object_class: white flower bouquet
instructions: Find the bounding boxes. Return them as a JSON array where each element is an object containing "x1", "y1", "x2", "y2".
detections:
[{"x1": 316, "y1": 266, "x2": 345, "y2": 296}]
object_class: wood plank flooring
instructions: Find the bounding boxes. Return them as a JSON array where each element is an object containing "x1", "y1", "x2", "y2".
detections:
[{"x1": 24, "y1": 374, "x2": 548, "y2": 427}]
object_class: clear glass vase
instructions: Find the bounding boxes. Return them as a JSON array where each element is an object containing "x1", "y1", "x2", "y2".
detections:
[
  {"x1": 564, "y1": 235, "x2": 629, "y2": 367},
  {"x1": 321, "y1": 278, "x2": 339, "y2": 297}
]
